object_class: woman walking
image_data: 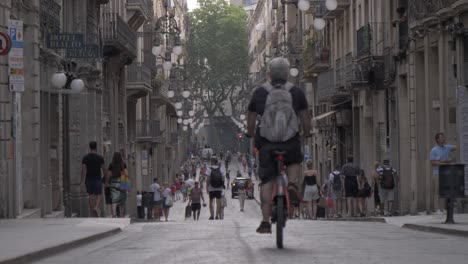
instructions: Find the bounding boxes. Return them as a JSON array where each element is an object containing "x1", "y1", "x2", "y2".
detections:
[
  {"x1": 357, "y1": 169, "x2": 372, "y2": 217},
  {"x1": 302, "y1": 160, "x2": 321, "y2": 220},
  {"x1": 162, "y1": 182, "x2": 172, "y2": 221},
  {"x1": 106, "y1": 152, "x2": 127, "y2": 217}
]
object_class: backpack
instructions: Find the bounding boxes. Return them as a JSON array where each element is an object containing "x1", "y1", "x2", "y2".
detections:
[
  {"x1": 363, "y1": 182, "x2": 372, "y2": 197},
  {"x1": 165, "y1": 194, "x2": 173, "y2": 207},
  {"x1": 379, "y1": 167, "x2": 395, "y2": 189},
  {"x1": 332, "y1": 172, "x2": 342, "y2": 191},
  {"x1": 259, "y1": 82, "x2": 299, "y2": 142},
  {"x1": 210, "y1": 167, "x2": 224, "y2": 188}
]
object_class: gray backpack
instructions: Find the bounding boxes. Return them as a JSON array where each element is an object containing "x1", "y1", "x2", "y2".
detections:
[{"x1": 259, "y1": 82, "x2": 299, "y2": 142}]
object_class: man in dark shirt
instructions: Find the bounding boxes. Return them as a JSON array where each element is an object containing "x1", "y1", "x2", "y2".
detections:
[
  {"x1": 80, "y1": 141, "x2": 105, "y2": 217},
  {"x1": 246, "y1": 57, "x2": 311, "y2": 233}
]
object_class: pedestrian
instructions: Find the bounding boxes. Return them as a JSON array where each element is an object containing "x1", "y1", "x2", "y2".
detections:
[
  {"x1": 150, "y1": 178, "x2": 162, "y2": 221},
  {"x1": 357, "y1": 169, "x2": 371, "y2": 217},
  {"x1": 430, "y1": 132, "x2": 457, "y2": 213},
  {"x1": 238, "y1": 179, "x2": 247, "y2": 212},
  {"x1": 342, "y1": 157, "x2": 358, "y2": 218},
  {"x1": 175, "y1": 180, "x2": 181, "y2": 201},
  {"x1": 181, "y1": 182, "x2": 187, "y2": 202},
  {"x1": 372, "y1": 162, "x2": 382, "y2": 216},
  {"x1": 199, "y1": 163, "x2": 207, "y2": 189},
  {"x1": 137, "y1": 191, "x2": 144, "y2": 219},
  {"x1": 226, "y1": 170, "x2": 231, "y2": 190},
  {"x1": 171, "y1": 184, "x2": 176, "y2": 202},
  {"x1": 302, "y1": 160, "x2": 320, "y2": 220},
  {"x1": 376, "y1": 160, "x2": 397, "y2": 216},
  {"x1": 206, "y1": 157, "x2": 225, "y2": 220},
  {"x1": 236, "y1": 170, "x2": 242, "y2": 178},
  {"x1": 241, "y1": 155, "x2": 247, "y2": 172},
  {"x1": 106, "y1": 152, "x2": 127, "y2": 218},
  {"x1": 188, "y1": 181, "x2": 206, "y2": 221},
  {"x1": 329, "y1": 164, "x2": 344, "y2": 218},
  {"x1": 162, "y1": 182, "x2": 173, "y2": 221},
  {"x1": 80, "y1": 141, "x2": 105, "y2": 217}
]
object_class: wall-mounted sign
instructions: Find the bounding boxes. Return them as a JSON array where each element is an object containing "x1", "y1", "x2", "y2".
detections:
[
  {"x1": 66, "y1": 44, "x2": 100, "y2": 58},
  {"x1": 0, "y1": 32, "x2": 11, "y2": 56},
  {"x1": 46, "y1": 33, "x2": 84, "y2": 49},
  {"x1": 9, "y1": 19, "x2": 24, "y2": 92}
]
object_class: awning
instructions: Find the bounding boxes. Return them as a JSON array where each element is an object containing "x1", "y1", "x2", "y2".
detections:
[{"x1": 312, "y1": 110, "x2": 337, "y2": 124}]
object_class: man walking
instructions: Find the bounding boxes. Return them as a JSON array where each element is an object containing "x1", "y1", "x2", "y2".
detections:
[
  {"x1": 188, "y1": 182, "x2": 205, "y2": 220},
  {"x1": 80, "y1": 141, "x2": 105, "y2": 217},
  {"x1": 376, "y1": 160, "x2": 397, "y2": 216},
  {"x1": 206, "y1": 157, "x2": 225, "y2": 220},
  {"x1": 150, "y1": 178, "x2": 162, "y2": 221},
  {"x1": 329, "y1": 164, "x2": 343, "y2": 218},
  {"x1": 342, "y1": 157, "x2": 358, "y2": 218},
  {"x1": 238, "y1": 180, "x2": 247, "y2": 212},
  {"x1": 430, "y1": 132, "x2": 457, "y2": 213}
]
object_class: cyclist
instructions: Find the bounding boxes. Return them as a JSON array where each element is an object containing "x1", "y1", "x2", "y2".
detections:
[{"x1": 246, "y1": 57, "x2": 311, "y2": 234}]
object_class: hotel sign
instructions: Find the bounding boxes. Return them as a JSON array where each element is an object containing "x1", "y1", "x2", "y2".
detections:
[{"x1": 46, "y1": 33, "x2": 84, "y2": 49}]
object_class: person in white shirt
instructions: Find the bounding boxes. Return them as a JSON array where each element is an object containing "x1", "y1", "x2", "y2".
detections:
[
  {"x1": 136, "y1": 191, "x2": 143, "y2": 219},
  {"x1": 150, "y1": 178, "x2": 162, "y2": 221},
  {"x1": 205, "y1": 158, "x2": 226, "y2": 220}
]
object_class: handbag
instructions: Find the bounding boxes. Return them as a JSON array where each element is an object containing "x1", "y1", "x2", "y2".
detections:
[{"x1": 119, "y1": 174, "x2": 132, "y2": 191}]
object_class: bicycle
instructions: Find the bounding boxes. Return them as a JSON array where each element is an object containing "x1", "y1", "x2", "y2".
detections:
[{"x1": 270, "y1": 150, "x2": 290, "y2": 249}]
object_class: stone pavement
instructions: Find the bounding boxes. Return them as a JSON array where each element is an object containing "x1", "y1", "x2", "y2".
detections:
[
  {"x1": 0, "y1": 218, "x2": 130, "y2": 264},
  {"x1": 385, "y1": 213, "x2": 468, "y2": 237}
]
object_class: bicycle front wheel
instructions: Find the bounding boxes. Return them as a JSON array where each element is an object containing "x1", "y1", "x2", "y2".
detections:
[{"x1": 276, "y1": 196, "x2": 284, "y2": 249}]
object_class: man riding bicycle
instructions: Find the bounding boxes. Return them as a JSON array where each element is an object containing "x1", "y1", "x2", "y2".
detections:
[{"x1": 246, "y1": 57, "x2": 311, "y2": 234}]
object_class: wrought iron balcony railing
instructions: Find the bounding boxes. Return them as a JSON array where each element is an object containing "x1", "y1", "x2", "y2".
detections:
[
  {"x1": 127, "y1": 63, "x2": 152, "y2": 98},
  {"x1": 101, "y1": 13, "x2": 137, "y2": 60},
  {"x1": 127, "y1": 0, "x2": 152, "y2": 20},
  {"x1": 408, "y1": 0, "x2": 458, "y2": 24},
  {"x1": 303, "y1": 39, "x2": 331, "y2": 74},
  {"x1": 356, "y1": 22, "x2": 389, "y2": 59},
  {"x1": 136, "y1": 120, "x2": 162, "y2": 142}
]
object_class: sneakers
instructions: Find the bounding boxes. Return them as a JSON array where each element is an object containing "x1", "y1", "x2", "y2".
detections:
[
  {"x1": 256, "y1": 221, "x2": 272, "y2": 234},
  {"x1": 215, "y1": 216, "x2": 219, "y2": 220},
  {"x1": 209, "y1": 216, "x2": 214, "y2": 220}
]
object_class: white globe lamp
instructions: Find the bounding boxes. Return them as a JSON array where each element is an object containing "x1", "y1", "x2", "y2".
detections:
[
  {"x1": 189, "y1": 110, "x2": 195, "y2": 116},
  {"x1": 183, "y1": 119, "x2": 189, "y2": 125},
  {"x1": 51, "y1": 72, "x2": 67, "y2": 88},
  {"x1": 326, "y1": 0, "x2": 338, "y2": 11},
  {"x1": 175, "y1": 102, "x2": 183, "y2": 110},
  {"x1": 182, "y1": 126, "x2": 188, "y2": 131},
  {"x1": 182, "y1": 90, "x2": 191, "y2": 98},
  {"x1": 70, "y1": 79, "x2": 85, "y2": 93},
  {"x1": 163, "y1": 61, "x2": 173, "y2": 71},
  {"x1": 167, "y1": 90, "x2": 175, "y2": 98},
  {"x1": 240, "y1": 114, "x2": 246, "y2": 120},
  {"x1": 298, "y1": 0, "x2": 310, "y2": 11},
  {"x1": 152, "y1": 46, "x2": 162, "y2": 56},
  {"x1": 173, "y1": 45, "x2": 183, "y2": 56},
  {"x1": 177, "y1": 118, "x2": 183, "y2": 124},
  {"x1": 177, "y1": 110, "x2": 183, "y2": 116},
  {"x1": 313, "y1": 18, "x2": 326, "y2": 31},
  {"x1": 290, "y1": 67, "x2": 299, "y2": 77}
]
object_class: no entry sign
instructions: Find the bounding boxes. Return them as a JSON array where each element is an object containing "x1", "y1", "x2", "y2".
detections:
[{"x1": 0, "y1": 32, "x2": 12, "y2": 56}]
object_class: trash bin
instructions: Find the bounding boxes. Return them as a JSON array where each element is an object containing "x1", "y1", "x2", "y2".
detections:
[{"x1": 439, "y1": 164, "x2": 466, "y2": 223}]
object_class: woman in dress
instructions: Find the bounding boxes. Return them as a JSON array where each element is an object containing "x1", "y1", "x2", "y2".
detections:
[
  {"x1": 162, "y1": 182, "x2": 172, "y2": 221},
  {"x1": 106, "y1": 152, "x2": 127, "y2": 217},
  {"x1": 302, "y1": 160, "x2": 321, "y2": 219}
]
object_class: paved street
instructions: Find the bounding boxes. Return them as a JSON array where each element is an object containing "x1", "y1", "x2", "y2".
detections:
[{"x1": 37, "y1": 161, "x2": 468, "y2": 264}]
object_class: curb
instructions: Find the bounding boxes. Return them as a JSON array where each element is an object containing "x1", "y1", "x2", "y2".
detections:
[
  {"x1": 318, "y1": 217, "x2": 387, "y2": 223},
  {"x1": 0, "y1": 228, "x2": 121, "y2": 264},
  {"x1": 402, "y1": 223, "x2": 468, "y2": 238}
]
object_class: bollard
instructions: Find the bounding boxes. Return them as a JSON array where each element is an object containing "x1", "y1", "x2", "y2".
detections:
[{"x1": 439, "y1": 164, "x2": 465, "y2": 224}]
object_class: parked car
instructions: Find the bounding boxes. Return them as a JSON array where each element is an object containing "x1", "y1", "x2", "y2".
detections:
[{"x1": 231, "y1": 177, "x2": 254, "y2": 199}]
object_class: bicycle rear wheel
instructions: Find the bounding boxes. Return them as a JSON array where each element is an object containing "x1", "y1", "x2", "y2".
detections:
[{"x1": 276, "y1": 196, "x2": 284, "y2": 249}]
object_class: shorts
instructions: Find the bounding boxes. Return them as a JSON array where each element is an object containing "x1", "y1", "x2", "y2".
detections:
[
  {"x1": 209, "y1": 191, "x2": 222, "y2": 200},
  {"x1": 191, "y1": 203, "x2": 201, "y2": 211},
  {"x1": 152, "y1": 200, "x2": 162, "y2": 207},
  {"x1": 104, "y1": 187, "x2": 112, "y2": 205},
  {"x1": 86, "y1": 181, "x2": 102, "y2": 195},
  {"x1": 331, "y1": 189, "x2": 343, "y2": 200},
  {"x1": 303, "y1": 184, "x2": 319, "y2": 202},
  {"x1": 162, "y1": 198, "x2": 171, "y2": 209},
  {"x1": 380, "y1": 188, "x2": 395, "y2": 202},
  {"x1": 257, "y1": 137, "x2": 303, "y2": 184},
  {"x1": 344, "y1": 175, "x2": 358, "y2": 198}
]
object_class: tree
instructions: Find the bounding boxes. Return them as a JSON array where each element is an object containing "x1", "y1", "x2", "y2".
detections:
[{"x1": 186, "y1": 0, "x2": 249, "y2": 119}]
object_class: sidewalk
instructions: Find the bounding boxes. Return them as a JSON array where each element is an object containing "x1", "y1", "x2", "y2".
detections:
[
  {"x1": 0, "y1": 218, "x2": 130, "y2": 264},
  {"x1": 386, "y1": 213, "x2": 468, "y2": 237}
]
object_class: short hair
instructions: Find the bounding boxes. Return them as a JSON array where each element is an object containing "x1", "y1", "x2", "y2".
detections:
[
  {"x1": 347, "y1": 156, "x2": 354, "y2": 163},
  {"x1": 306, "y1": 159, "x2": 313, "y2": 169},
  {"x1": 211, "y1": 157, "x2": 218, "y2": 164},
  {"x1": 334, "y1": 164, "x2": 341, "y2": 170},
  {"x1": 153, "y1": 178, "x2": 158, "y2": 183},
  {"x1": 435, "y1": 132, "x2": 444, "y2": 142},
  {"x1": 269, "y1": 57, "x2": 290, "y2": 84},
  {"x1": 383, "y1": 159, "x2": 390, "y2": 165},
  {"x1": 89, "y1": 141, "x2": 97, "y2": 150}
]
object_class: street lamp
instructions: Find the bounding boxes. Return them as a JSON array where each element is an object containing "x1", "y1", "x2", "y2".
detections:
[
  {"x1": 177, "y1": 110, "x2": 183, "y2": 116},
  {"x1": 182, "y1": 126, "x2": 188, "y2": 131},
  {"x1": 51, "y1": 71, "x2": 85, "y2": 93},
  {"x1": 182, "y1": 90, "x2": 190, "y2": 98},
  {"x1": 167, "y1": 90, "x2": 175, "y2": 98},
  {"x1": 189, "y1": 110, "x2": 195, "y2": 117},
  {"x1": 163, "y1": 52, "x2": 173, "y2": 71},
  {"x1": 296, "y1": 0, "x2": 337, "y2": 31},
  {"x1": 177, "y1": 118, "x2": 183, "y2": 124},
  {"x1": 51, "y1": 72, "x2": 67, "y2": 88},
  {"x1": 240, "y1": 114, "x2": 246, "y2": 120},
  {"x1": 172, "y1": 35, "x2": 183, "y2": 56},
  {"x1": 290, "y1": 67, "x2": 299, "y2": 77},
  {"x1": 175, "y1": 102, "x2": 183, "y2": 110}
]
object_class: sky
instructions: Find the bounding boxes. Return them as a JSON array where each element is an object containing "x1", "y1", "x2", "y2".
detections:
[{"x1": 187, "y1": 0, "x2": 199, "y2": 10}]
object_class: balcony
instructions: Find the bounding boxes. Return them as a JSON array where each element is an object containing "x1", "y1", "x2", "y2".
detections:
[
  {"x1": 127, "y1": 63, "x2": 152, "y2": 99},
  {"x1": 344, "y1": 52, "x2": 385, "y2": 90},
  {"x1": 136, "y1": 120, "x2": 162, "y2": 142},
  {"x1": 335, "y1": 58, "x2": 344, "y2": 88},
  {"x1": 126, "y1": 0, "x2": 152, "y2": 30},
  {"x1": 323, "y1": 0, "x2": 350, "y2": 19},
  {"x1": 317, "y1": 69, "x2": 335, "y2": 101},
  {"x1": 408, "y1": 0, "x2": 458, "y2": 24},
  {"x1": 303, "y1": 40, "x2": 331, "y2": 77},
  {"x1": 101, "y1": 13, "x2": 137, "y2": 63},
  {"x1": 356, "y1": 23, "x2": 389, "y2": 60}
]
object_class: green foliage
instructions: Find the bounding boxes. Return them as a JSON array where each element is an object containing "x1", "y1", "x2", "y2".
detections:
[{"x1": 186, "y1": 0, "x2": 249, "y2": 116}]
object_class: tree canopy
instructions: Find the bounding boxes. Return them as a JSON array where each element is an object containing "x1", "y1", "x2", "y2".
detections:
[{"x1": 186, "y1": 0, "x2": 249, "y2": 118}]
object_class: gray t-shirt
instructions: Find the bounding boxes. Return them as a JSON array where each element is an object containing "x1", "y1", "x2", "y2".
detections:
[{"x1": 150, "y1": 183, "x2": 161, "y2": 201}]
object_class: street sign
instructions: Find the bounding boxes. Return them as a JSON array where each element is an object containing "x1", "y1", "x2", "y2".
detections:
[
  {"x1": 0, "y1": 32, "x2": 12, "y2": 56},
  {"x1": 8, "y1": 19, "x2": 24, "y2": 92},
  {"x1": 46, "y1": 33, "x2": 84, "y2": 49},
  {"x1": 66, "y1": 44, "x2": 100, "y2": 58}
]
